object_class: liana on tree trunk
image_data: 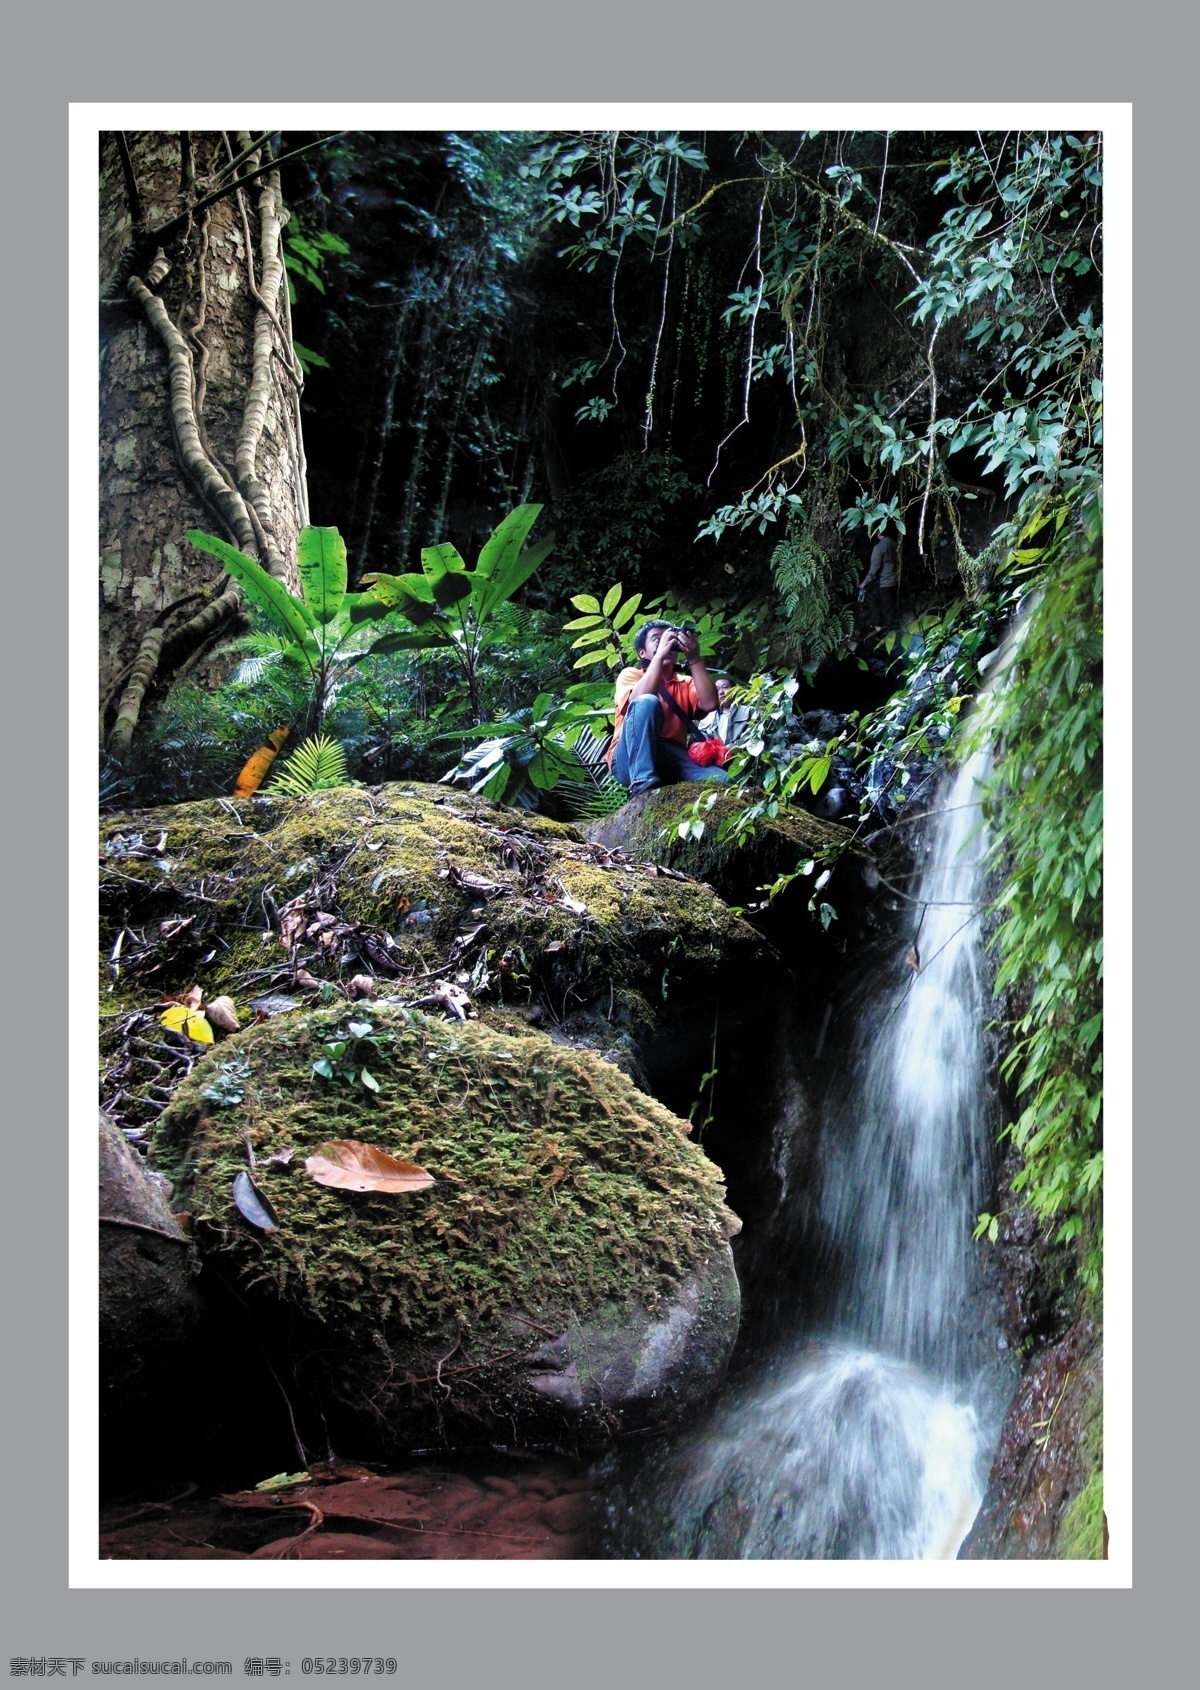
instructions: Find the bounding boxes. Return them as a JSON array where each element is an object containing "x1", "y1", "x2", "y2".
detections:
[{"x1": 99, "y1": 130, "x2": 308, "y2": 760}]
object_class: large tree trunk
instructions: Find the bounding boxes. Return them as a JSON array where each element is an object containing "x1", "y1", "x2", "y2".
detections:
[{"x1": 99, "y1": 131, "x2": 308, "y2": 759}]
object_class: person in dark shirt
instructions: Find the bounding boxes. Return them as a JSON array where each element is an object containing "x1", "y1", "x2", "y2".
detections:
[{"x1": 858, "y1": 534, "x2": 899, "y2": 629}]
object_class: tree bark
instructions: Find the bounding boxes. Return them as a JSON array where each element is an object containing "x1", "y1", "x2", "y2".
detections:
[{"x1": 99, "y1": 131, "x2": 307, "y2": 756}]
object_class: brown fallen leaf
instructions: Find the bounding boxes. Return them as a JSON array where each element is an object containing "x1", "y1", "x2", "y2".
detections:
[
  {"x1": 294, "y1": 967, "x2": 321, "y2": 991},
  {"x1": 183, "y1": 984, "x2": 204, "y2": 1010},
  {"x1": 206, "y1": 995, "x2": 241, "y2": 1033},
  {"x1": 346, "y1": 974, "x2": 377, "y2": 1000},
  {"x1": 305, "y1": 1140, "x2": 435, "y2": 1195}
]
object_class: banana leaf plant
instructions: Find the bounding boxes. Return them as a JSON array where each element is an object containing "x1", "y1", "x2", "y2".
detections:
[
  {"x1": 355, "y1": 504, "x2": 554, "y2": 723},
  {"x1": 187, "y1": 526, "x2": 399, "y2": 738}
]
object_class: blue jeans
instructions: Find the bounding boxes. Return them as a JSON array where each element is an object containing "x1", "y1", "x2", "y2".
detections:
[{"x1": 612, "y1": 696, "x2": 730, "y2": 791}]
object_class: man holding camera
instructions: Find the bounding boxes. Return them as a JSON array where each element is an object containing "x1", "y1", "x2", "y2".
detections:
[{"x1": 607, "y1": 620, "x2": 729, "y2": 797}]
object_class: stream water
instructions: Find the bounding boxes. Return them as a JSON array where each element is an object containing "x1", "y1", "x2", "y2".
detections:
[{"x1": 596, "y1": 731, "x2": 1017, "y2": 1559}]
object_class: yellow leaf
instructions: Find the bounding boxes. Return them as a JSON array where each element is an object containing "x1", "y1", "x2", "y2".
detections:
[
  {"x1": 160, "y1": 1004, "x2": 215, "y2": 1045},
  {"x1": 233, "y1": 726, "x2": 290, "y2": 798}
]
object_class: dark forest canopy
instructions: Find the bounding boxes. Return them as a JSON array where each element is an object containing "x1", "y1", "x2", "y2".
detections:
[{"x1": 277, "y1": 128, "x2": 1101, "y2": 598}]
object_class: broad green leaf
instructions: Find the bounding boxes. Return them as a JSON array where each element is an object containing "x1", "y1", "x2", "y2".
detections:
[
  {"x1": 344, "y1": 592, "x2": 395, "y2": 624},
  {"x1": 475, "y1": 504, "x2": 543, "y2": 584},
  {"x1": 571, "y1": 594, "x2": 601, "y2": 613},
  {"x1": 421, "y1": 542, "x2": 467, "y2": 578},
  {"x1": 421, "y1": 543, "x2": 473, "y2": 609},
  {"x1": 296, "y1": 526, "x2": 347, "y2": 626},
  {"x1": 432, "y1": 571, "x2": 473, "y2": 609},
  {"x1": 472, "y1": 532, "x2": 554, "y2": 624},
  {"x1": 526, "y1": 749, "x2": 559, "y2": 790},
  {"x1": 361, "y1": 571, "x2": 441, "y2": 626},
  {"x1": 611, "y1": 593, "x2": 642, "y2": 631},
  {"x1": 563, "y1": 614, "x2": 604, "y2": 631},
  {"x1": 361, "y1": 571, "x2": 435, "y2": 606},
  {"x1": 370, "y1": 629, "x2": 448, "y2": 656},
  {"x1": 187, "y1": 530, "x2": 315, "y2": 646},
  {"x1": 602, "y1": 582, "x2": 623, "y2": 617}
]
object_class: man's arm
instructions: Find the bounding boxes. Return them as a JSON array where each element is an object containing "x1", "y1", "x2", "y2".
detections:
[
  {"x1": 678, "y1": 631, "x2": 718, "y2": 713},
  {"x1": 626, "y1": 643, "x2": 672, "y2": 700}
]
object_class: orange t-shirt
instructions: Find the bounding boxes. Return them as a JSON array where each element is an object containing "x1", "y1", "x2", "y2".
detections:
[{"x1": 608, "y1": 669, "x2": 700, "y2": 766}]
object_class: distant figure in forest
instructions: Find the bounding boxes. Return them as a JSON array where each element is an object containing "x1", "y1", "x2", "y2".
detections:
[
  {"x1": 858, "y1": 534, "x2": 899, "y2": 630},
  {"x1": 607, "y1": 621, "x2": 729, "y2": 797}
]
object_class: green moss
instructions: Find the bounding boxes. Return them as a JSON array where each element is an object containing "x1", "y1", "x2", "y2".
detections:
[
  {"x1": 99, "y1": 783, "x2": 768, "y2": 1017},
  {"x1": 1059, "y1": 1468, "x2": 1104, "y2": 1558},
  {"x1": 1059, "y1": 1378, "x2": 1104, "y2": 1558},
  {"x1": 157, "y1": 1005, "x2": 737, "y2": 1361}
]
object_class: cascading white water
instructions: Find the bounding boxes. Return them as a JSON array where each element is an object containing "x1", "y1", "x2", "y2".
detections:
[
  {"x1": 599, "y1": 714, "x2": 1016, "y2": 1560},
  {"x1": 822, "y1": 740, "x2": 995, "y2": 1382}
]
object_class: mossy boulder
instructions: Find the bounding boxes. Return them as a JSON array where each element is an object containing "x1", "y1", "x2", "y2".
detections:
[
  {"x1": 155, "y1": 1005, "x2": 742, "y2": 1447},
  {"x1": 583, "y1": 784, "x2": 859, "y2": 911},
  {"x1": 99, "y1": 783, "x2": 774, "y2": 1046}
]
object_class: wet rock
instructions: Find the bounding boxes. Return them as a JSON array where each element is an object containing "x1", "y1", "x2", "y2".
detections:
[
  {"x1": 99, "y1": 1111, "x2": 202, "y2": 1405},
  {"x1": 959, "y1": 1317, "x2": 1103, "y2": 1559},
  {"x1": 524, "y1": 1246, "x2": 740, "y2": 1424}
]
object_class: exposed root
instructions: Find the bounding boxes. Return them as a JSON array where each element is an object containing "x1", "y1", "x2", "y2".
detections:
[{"x1": 126, "y1": 265, "x2": 258, "y2": 556}]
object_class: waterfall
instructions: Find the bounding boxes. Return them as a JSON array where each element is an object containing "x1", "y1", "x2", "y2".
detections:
[
  {"x1": 597, "y1": 711, "x2": 1017, "y2": 1560},
  {"x1": 822, "y1": 741, "x2": 995, "y2": 1381}
]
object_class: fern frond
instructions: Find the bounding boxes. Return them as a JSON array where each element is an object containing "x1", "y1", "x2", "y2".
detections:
[
  {"x1": 770, "y1": 518, "x2": 857, "y2": 666},
  {"x1": 267, "y1": 734, "x2": 349, "y2": 796},
  {"x1": 556, "y1": 772, "x2": 629, "y2": 819},
  {"x1": 229, "y1": 650, "x2": 286, "y2": 686}
]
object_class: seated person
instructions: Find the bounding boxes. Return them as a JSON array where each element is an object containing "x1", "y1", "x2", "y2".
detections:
[
  {"x1": 698, "y1": 675, "x2": 754, "y2": 748},
  {"x1": 607, "y1": 621, "x2": 730, "y2": 797}
]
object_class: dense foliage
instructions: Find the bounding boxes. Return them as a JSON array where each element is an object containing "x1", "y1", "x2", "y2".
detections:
[{"x1": 975, "y1": 489, "x2": 1104, "y2": 1296}]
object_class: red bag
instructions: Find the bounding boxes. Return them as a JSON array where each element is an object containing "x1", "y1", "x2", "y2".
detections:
[{"x1": 688, "y1": 737, "x2": 728, "y2": 767}]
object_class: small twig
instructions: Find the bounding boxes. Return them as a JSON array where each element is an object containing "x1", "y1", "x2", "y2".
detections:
[
  {"x1": 512, "y1": 1315, "x2": 563, "y2": 1339},
  {"x1": 115, "y1": 132, "x2": 144, "y2": 227},
  {"x1": 872, "y1": 130, "x2": 890, "y2": 237},
  {"x1": 261, "y1": 1354, "x2": 310, "y2": 1470}
]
